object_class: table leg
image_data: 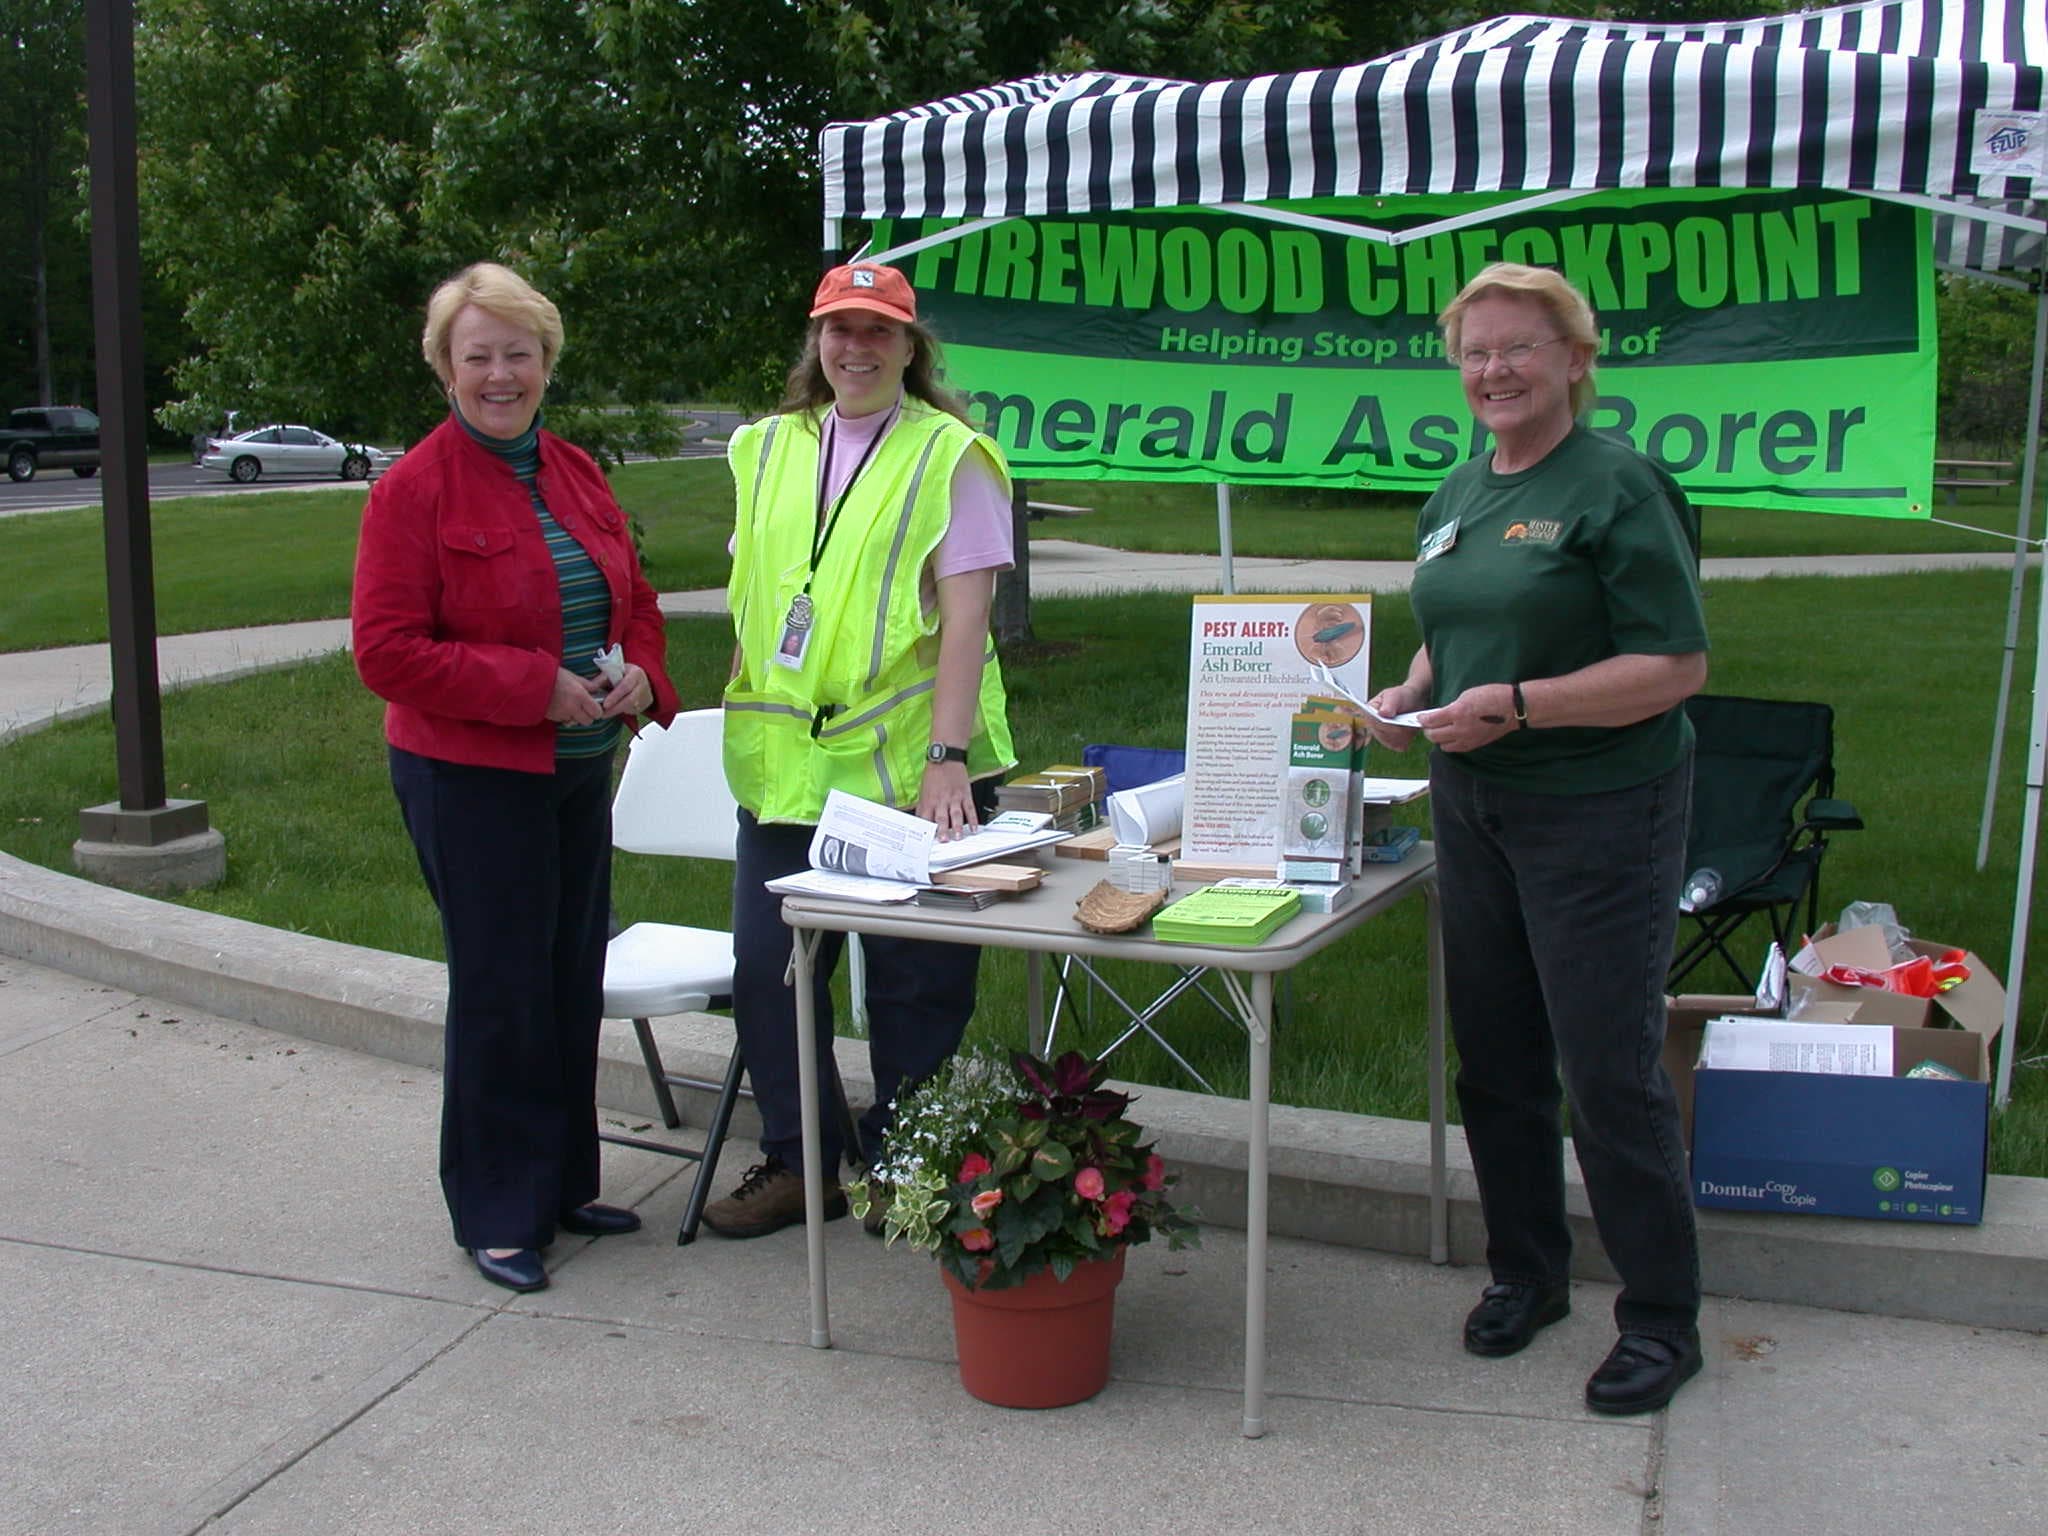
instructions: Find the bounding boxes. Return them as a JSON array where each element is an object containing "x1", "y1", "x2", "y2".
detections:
[
  {"x1": 791, "y1": 926, "x2": 832, "y2": 1349},
  {"x1": 1425, "y1": 880, "x2": 1448, "y2": 1266},
  {"x1": 1243, "y1": 969, "x2": 1272, "y2": 1438},
  {"x1": 1027, "y1": 951, "x2": 1046, "y2": 1055}
]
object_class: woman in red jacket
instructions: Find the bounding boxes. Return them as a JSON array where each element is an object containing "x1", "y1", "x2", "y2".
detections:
[{"x1": 353, "y1": 263, "x2": 679, "y2": 1294}]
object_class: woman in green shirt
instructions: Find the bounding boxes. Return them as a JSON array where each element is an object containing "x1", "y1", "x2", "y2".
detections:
[{"x1": 1364, "y1": 262, "x2": 1708, "y2": 1417}]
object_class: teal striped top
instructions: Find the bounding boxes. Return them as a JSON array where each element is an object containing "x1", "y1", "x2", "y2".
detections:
[{"x1": 458, "y1": 411, "x2": 618, "y2": 760}]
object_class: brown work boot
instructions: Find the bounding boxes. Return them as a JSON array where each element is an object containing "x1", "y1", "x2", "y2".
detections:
[{"x1": 700, "y1": 1157, "x2": 847, "y2": 1239}]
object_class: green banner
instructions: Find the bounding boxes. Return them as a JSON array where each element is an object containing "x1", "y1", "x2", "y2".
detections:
[{"x1": 879, "y1": 188, "x2": 1935, "y2": 517}]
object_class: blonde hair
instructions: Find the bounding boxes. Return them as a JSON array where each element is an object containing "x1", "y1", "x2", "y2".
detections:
[
  {"x1": 1439, "y1": 262, "x2": 1600, "y2": 418},
  {"x1": 421, "y1": 263, "x2": 564, "y2": 386}
]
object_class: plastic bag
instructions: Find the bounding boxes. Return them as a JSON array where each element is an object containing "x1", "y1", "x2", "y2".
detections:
[
  {"x1": 1819, "y1": 950, "x2": 1970, "y2": 997},
  {"x1": 1838, "y1": 900, "x2": 1915, "y2": 964}
]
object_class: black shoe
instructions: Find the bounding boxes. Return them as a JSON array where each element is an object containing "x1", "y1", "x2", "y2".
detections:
[
  {"x1": 558, "y1": 1202, "x2": 642, "y2": 1237},
  {"x1": 1463, "y1": 1281, "x2": 1571, "y2": 1357},
  {"x1": 1585, "y1": 1331, "x2": 1703, "y2": 1415},
  {"x1": 472, "y1": 1248, "x2": 548, "y2": 1294}
]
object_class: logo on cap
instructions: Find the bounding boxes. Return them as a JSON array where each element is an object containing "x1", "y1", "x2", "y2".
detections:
[{"x1": 852, "y1": 269, "x2": 875, "y2": 288}]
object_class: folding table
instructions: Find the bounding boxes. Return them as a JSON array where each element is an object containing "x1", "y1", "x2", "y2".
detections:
[{"x1": 778, "y1": 848, "x2": 1445, "y2": 1438}]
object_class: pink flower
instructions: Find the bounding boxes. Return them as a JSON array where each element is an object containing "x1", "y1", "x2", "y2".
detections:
[
  {"x1": 1100, "y1": 1189, "x2": 1137, "y2": 1236},
  {"x1": 959, "y1": 1226, "x2": 995, "y2": 1252},
  {"x1": 957, "y1": 1152, "x2": 991, "y2": 1182},
  {"x1": 1073, "y1": 1166, "x2": 1107, "y2": 1202},
  {"x1": 1141, "y1": 1153, "x2": 1167, "y2": 1192},
  {"x1": 970, "y1": 1189, "x2": 1004, "y2": 1218}
]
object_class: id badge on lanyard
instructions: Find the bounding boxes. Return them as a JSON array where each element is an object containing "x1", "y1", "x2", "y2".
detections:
[
  {"x1": 772, "y1": 403, "x2": 898, "y2": 672},
  {"x1": 771, "y1": 592, "x2": 814, "y2": 669}
]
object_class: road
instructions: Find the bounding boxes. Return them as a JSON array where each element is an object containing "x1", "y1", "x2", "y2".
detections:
[{"x1": 0, "y1": 410, "x2": 742, "y2": 518}]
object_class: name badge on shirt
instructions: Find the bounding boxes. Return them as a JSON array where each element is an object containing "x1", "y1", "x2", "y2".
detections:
[
  {"x1": 771, "y1": 593, "x2": 814, "y2": 670},
  {"x1": 1418, "y1": 518, "x2": 1459, "y2": 564}
]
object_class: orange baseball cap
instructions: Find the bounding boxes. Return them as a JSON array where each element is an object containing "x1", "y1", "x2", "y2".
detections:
[{"x1": 809, "y1": 262, "x2": 918, "y2": 325}]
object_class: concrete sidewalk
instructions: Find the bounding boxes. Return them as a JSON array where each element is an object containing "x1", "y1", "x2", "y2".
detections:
[
  {"x1": 4, "y1": 542, "x2": 2047, "y2": 1531},
  {"x1": 5, "y1": 950, "x2": 2046, "y2": 1536},
  {"x1": 1, "y1": 543, "x2": 2026, "y2": 743}
]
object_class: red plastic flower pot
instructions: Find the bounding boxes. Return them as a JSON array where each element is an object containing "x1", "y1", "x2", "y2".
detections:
[{"x1": 941, "y1": 1247, "x2": 1127, "y2": 1408}]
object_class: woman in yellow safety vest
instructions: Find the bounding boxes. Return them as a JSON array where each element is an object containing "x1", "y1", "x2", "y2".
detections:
[{"x1": 704, "y1": 261, "x2": 1016, "y2": 1240}]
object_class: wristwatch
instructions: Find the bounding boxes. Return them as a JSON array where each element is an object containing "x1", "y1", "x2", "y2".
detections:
[{"x1": 926, "y1": 741, "x2": 969, "y2": 765}]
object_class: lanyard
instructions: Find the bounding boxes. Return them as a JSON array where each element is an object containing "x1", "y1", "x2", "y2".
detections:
[{"x1": 806, "y1": 400, "x2": 900, "y2": 595}]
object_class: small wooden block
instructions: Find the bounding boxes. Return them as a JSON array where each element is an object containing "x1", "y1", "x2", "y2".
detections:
[
  {"x1": 1054, "y1": 827, "x2": 1119, "y2": 860},
  {"x1": 1170, "y1": 859, "x2": 1279, "y2": 882},
  {"x1": 933, "y1": 862, "x2": 1044, "y2": 892}
]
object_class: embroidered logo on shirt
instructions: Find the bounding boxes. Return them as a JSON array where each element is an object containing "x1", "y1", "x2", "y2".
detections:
[{"x1": 1502, "y1": 519, "x2": 1563, "y2": 545}]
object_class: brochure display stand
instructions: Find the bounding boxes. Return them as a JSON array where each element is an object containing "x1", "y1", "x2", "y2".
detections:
[{"x1": 1181, "y1": 594, "x2": 1374, "y2": 873}]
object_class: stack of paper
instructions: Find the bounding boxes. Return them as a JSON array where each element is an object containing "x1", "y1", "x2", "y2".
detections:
[{"x1": 1152, "y1": 883, "x2": 1301, "y2": 946}]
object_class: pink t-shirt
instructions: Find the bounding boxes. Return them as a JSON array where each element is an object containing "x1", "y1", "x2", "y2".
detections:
[{"x1": 821, "y1": 403, "x2": 1014, "y2": 580}]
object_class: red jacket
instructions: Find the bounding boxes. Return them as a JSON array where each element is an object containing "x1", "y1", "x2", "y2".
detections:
[{"x1": 352, "y1": 416, "x2": 679, "y2": 773}]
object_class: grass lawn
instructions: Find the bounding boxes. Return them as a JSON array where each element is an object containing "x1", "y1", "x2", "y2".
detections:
[{"x1": 3, "y1": 572, "x2": 2045, "y2": 1178}]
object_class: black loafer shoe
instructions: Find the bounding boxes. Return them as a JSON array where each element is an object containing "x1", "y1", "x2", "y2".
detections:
[
  {"x1": 558, "y1": 1202, "x2": 642, "y2": 1237},
  {"x1": 1463, "y1": 1280, "x2": 1571, "y2": 1357},
  {"x1": 1585, "y1": 1331, "x2": 1703, "y2": 1415},
  {"x1": 472, "y1": 1248, "x2": 548, "y2": 1294}
]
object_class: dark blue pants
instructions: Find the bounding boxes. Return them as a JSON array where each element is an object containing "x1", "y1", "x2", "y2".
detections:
[
  {"x1": 731, "y1": 805, "x2": 986, "y2": 1173},
  {"x1": 390, "y1": 746, "x2": 614, "y2": 1250},
  {"x1": 1429, "y1": 749, "x2": 1701, "y2": 1343}
]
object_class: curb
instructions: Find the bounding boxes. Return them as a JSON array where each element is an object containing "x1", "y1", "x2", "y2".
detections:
[{"x1": 5, "y1": 849, "x2": 2046, "y2": 1331}]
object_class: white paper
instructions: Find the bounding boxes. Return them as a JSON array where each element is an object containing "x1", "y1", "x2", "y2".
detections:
[
  {"x1": 804, "y1": 787, "x2": 1067, "y2": 886},
  {"x1": 1107, "y1": 773, "x2": 1185, "y2": 846},
  {"x1": 1361, "y1": 700, "x2": 1431, "y2": 729},
  {"x1": 1358, "y1": 777, "x2": 1430, "y2": 805},
  {"x1": 1699, "y1": 1017, "x2": 1893, "y2": 1077},
  {"x1": 765, "y1": 868, "x2": 919, "y2": 903}
]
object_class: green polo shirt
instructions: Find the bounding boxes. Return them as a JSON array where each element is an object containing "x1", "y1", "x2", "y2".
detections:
[{"x1": 1409, "y1": 427, "x2": 1707, "y2": 794}]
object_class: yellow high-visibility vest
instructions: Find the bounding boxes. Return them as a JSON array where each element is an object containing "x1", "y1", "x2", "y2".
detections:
[{"x1": 723, "y1": 399, "x2": 1015, "y2": 823}]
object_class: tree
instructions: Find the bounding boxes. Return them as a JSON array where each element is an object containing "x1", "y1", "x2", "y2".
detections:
[
  {"x1": 1935, "y1": 273, "x2": 2045, "y2": 458},
  {"x1": 0, "y1": 0, "x2": 90, "y2": 407},
  {"x1": 136, "y1": 0, "x2": 441, "y2": 439}
]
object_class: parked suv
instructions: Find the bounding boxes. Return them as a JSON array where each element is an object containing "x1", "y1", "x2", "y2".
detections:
[{"x1": 5, "y1": 406, "x2": 101, "y2": 482}]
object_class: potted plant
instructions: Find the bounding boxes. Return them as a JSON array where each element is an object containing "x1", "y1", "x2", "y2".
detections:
[{"x1": 848, "y1": 1048, "x2": 1199, "y2": 1407}]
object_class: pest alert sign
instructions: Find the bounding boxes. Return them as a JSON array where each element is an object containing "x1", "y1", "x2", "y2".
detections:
[{"x1": 879, "y1": 186, "x2": 1935, "y2": 517}]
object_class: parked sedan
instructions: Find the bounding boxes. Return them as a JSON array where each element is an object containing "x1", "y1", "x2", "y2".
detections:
[{"x1": 199, "y1": 424, "x2": 396, "y2": 483}]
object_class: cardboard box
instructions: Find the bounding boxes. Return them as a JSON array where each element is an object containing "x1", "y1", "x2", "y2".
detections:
[
  {"x1": 1667, "y1": 931, "x2": 2004, "y2": 1223},
  {"x1": 1787, "y1": 924, "x2": 2007, "y2": 1043},
  {"x1": 1690, "y1": 1026, "x2": 1987, "y2": 1224}
]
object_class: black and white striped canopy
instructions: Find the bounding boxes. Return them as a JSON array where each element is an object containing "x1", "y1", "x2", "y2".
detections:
[{"x1": 820, "y1": 0, "x2": 2047, "y2": 272}]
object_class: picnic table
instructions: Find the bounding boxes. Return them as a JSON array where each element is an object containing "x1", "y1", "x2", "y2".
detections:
[{"x1": 1933, "y1": 457, "x2": 2014, "y2": 502}]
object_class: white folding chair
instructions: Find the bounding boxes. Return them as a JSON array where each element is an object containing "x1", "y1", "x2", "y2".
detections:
[{"x1": 601, "y1": 708, "x2": 858, "y2": 1242}]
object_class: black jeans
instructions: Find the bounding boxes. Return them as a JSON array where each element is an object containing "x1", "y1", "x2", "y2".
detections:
[
  {"x1": 390, "y1": 746, "x2": 614, "y2": 1251},
  {"x1": 1430, "y1": 749, "x2": 1701, "y2": 1343},
  {"x1": 730, "y1": 804, "x2": 987, "y2": 1174}
]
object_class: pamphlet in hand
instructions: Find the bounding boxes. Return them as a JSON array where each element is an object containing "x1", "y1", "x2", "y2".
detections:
[{"x1": 766, "y1": 789, "x2": 1069, "y2": 902}]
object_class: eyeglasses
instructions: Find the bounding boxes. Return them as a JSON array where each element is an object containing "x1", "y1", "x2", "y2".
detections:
[{"x1": 1452, "y1": 337, "x2": 1567, "y2": 373}]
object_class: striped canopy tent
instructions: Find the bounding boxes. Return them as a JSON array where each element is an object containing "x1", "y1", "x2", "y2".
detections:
[{"x1": 819, "y1": 0, "x2": 2048, "y2": 1107}]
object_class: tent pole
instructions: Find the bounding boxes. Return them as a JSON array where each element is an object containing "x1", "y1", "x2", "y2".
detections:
[
  {"x1": 1975, "y1": 258, "x2": 2048, "y2": 869},
  {"x1": 1216, "y1": 482, "x2": 1236, "y2": 594},
  {"x1": 1994, "y1": 209, "x2": 2048, "y2": 1110},
  {"x1": 1995, "y1": 499, "x2": 2048, "y2": 1109}
]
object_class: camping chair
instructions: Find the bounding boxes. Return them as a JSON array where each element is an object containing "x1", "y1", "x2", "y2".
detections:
[
  {"x1": 601, "y1": 708, "x2": 860, "y2": 1243},
  {"x1": 1667, "y1": 694, "x2": 1864, "y2": 993},
  {"x1": 1038, "y1": 743, "x2": 1241, "y2": 1092}
]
